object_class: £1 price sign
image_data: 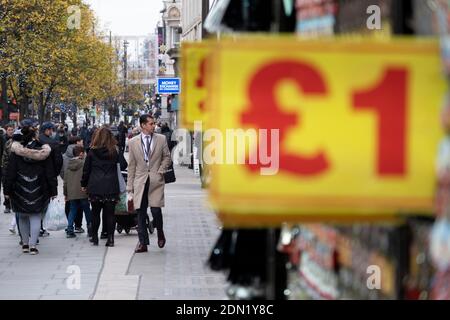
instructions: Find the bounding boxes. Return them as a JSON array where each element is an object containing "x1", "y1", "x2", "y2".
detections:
[
  {"x1": 181, "y1": 42, "x2": 213, "y2": 130},
  {"x1": 207, "y1": 38, "x2": 447, "y2": 226}
]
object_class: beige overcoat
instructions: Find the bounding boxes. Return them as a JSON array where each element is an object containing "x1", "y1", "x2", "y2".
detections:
[{"x1": 126, "y1": 133, "x2": 171, "y2": 208}]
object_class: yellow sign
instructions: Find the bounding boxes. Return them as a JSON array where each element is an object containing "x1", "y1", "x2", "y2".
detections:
[
  {"x1": 206, "y1": 37, "x2": 447, "y2": 225},
  {"x1": 181, "y1": 42, "x2": 213, "y2": 130}
]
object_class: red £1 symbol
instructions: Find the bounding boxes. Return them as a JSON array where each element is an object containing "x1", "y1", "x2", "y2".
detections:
[
  {"x1": 196, "y1": 57, "x2": 207, "y2": 112},
  {"x1": 241, "y1": 61, "x2": 330, "y2": 176},
  {"x1": 353, "y1": 68, "x2": 408, "y2": 176}
]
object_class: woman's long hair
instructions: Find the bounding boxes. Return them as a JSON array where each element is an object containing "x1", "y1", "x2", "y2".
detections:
[{"x1": 90, "y1": 126, "x2": 117, "y2": 158}]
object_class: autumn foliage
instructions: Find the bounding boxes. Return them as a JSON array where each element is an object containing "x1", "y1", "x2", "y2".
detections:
[{"x1": 0, "y1": 0, "x2": 121, "y2": 124}]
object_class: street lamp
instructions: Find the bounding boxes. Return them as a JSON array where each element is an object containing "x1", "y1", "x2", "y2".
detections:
[{"x1": 123, "y1": 40, "x2": 129, "y2": 123}]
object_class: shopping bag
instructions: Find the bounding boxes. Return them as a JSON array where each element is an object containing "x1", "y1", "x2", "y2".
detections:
[
  {"x1": 115, "y1": 193, "x2": 128, "y2": 215},
  {"x1": 43, "y1": 199, "x2": 66, "y2": 231},
  {"x1": 128, "y1": 196, "x2": 135, "y2": 213},
  {"x1": 117, "y1": 164, "x2": 126, "y2": 193}
]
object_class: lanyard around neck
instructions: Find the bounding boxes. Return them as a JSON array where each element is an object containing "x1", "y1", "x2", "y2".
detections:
[{"x1": 142, "y1": 134, "x2": 153, "y2": 162}]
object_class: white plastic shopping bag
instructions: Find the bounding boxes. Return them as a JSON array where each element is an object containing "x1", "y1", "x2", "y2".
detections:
[{"x1": 43, "y1": 199, "x2": 66, "y2": 231}]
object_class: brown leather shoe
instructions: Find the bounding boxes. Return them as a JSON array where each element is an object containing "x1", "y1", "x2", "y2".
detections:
[
  {"x1": 157, "y1": 230, "x2": 166, "y2": 248},
  {"x1": 134, "y1": 243, "x2": 148, "y2": 253}
]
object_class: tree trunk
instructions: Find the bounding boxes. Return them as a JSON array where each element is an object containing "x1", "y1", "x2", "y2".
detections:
[
  {"x1": 17, "y1": 87, "x2": 30, "y2": 121},
  {"x1": 38, "y1": 92, "x2": 45, "y2": 124},
  {"x1": 43, "y1": 86, "x2": 55, "y2": 122},
  {"x1": 45, "y1": 108, "x2": 52, "y2": 122},
  {"x1": 108, "y1": 99, "x2": 114, "y2": 125},
  {"x1": 18, "y1": 88, "x2": 29, "y2": 121},
  {"x1": 72, "y1": 104, "x2": 78, "y2": 131},
  {"x1": 1, "y1": 76, "x2": 8, "y2": 122},
  {"x1": 114, "y1": 101, "x2": 119, "y2": 123}
]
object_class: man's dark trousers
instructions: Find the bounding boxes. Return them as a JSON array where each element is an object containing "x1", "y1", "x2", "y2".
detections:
[{"x1": 137, "y1": 178, "x2": 163, "y2": 246}]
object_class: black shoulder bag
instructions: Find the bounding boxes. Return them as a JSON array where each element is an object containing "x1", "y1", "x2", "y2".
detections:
[{"x1": 164, "y1": 162, "x2": 176, "y2": 184}]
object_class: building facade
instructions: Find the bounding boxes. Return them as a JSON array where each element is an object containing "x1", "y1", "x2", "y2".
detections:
[
  {"x1": 182, "y1": 0, "x2": 203, "y2": 41},
  {"x1": 162, "y1": 0, "x2": 182, "y2": 51}
]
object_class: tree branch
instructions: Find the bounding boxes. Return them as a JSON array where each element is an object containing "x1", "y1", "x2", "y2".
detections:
[{"x1": 43, "y1": 81, "x2": 56, "y2": 109}]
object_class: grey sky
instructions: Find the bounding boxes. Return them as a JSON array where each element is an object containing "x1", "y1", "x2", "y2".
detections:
[{"x1": 83, "y1": 0, "x2": 163, "y2": 36}]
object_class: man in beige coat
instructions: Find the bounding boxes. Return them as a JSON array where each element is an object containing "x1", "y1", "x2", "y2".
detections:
[{"x1": 127, "y1": 114, "x2": 171, "y2": 253}]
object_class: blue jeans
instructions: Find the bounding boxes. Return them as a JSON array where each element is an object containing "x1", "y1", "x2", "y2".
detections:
[
  {"x1": 17, "y1": 213, "x2": 41, "y2": 246},
  {"x1": 67, "y1": 199, "x2": 92, "y2": 233}
]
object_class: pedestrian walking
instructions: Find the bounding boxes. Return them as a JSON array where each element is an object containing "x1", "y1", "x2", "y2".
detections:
[
  {"x1": 155, "y1": 121, "x2": 162, "y2": 133},
  {"x1": 118, "y1": 121, "x2": 127, "y2": 156},
  {"x1": 0, "y1": 126, "x2": 5, "y2": 212},
  {"x1": 2, "y1": 124, "x2": 15, "y2": 213},
  {"x1": 64, "y1": 145, "x2": 92, "y2": 239},
  {"x1": 0, "y1": 127, "x2": 6, "y2": 211},
  {"x1": 4, "y1": 126, "x2": 57, "y2": 255},
  {"x1": 61, "y1": 136, "x2": 85, "y2": 233},
  {"x1": 161, "y1": 123, "x2": 176, "y2": 152},
  {"x1": 80, "y1": 123, "x2": 88, "y2": 150},
  {"x1": 70, "y1": 126, "x2": 78, "y2": 138},
  {"x1": 57, "y1": 125, "x2": 69, "y2": 154},
  {"x1": 86, "y1": 126, "x2": 96, "y2": 151},
  {"x1": 128, "y1": 114, "x2": 171, "y2": 253},
  {"x1": 3, "y1": 127, "x2": 23, "y2": 239},
  {"x1": 3, "y1": 122, "x2": 33, "y2": 238},
  {"x1": 38, "y1": 122, "x2": 63, "y2": 237},
  {"x1": 81, "y1": 127, "x2": 127, "y2": 246}
]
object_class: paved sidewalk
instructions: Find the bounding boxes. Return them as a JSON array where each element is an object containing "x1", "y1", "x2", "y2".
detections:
[
  {"x1": 130, "y1": 167, "x2": 227, "y2": 300},
  {"x1": 0, "y1": 165, "x2": 227, "y2": 300}
]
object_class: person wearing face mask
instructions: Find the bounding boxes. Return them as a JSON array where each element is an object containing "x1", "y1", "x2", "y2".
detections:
[
  {"x1": 39, "y1": 122, "x2": 63, "y2": 175},
  {"x1": 57, "y1": 126, "x2": 69, "y2": 154},
  {"x1": 37, "y1": 122, "x2": 63, "y2": 236}
]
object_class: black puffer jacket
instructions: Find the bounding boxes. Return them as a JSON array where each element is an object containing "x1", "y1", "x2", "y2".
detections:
[
  {"x1": 4, "y1": 140, "x2": 58, "y2": 214},
  {"x1": 81, "y1": 147, "x2": 127, "y2": 198}
]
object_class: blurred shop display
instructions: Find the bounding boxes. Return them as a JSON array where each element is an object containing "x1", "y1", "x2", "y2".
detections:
[
  {"x1": 286, "y1": 0, "x2": 450, "y2": 301},
  {"x1": 207, "y1": 229, "x2": 288, "y2": 300},
  {"x1": 282, "y1": 220, "x2": 435, "y2": 300},
  {"x1": 205, "y1": 0, "x2": 296, "y2": 33},
  {"x1": 203, "y1": 0, "x2": 297, "y2": 301},
  {"x1": 196, "y1": 0, "x2": 450, "y2": 300},
  {"x1": 434, "y1": 0, "x2": 450, "y2": 76},
  {"x1": 296, "y1": 0, "x2": 338, "y2": 35},
  {"x1": 281, "y1": 0, "x2": 448, "y2": 301},
  {"x1": 431, "y1": 0, "x2": 450, "y2": 300}
]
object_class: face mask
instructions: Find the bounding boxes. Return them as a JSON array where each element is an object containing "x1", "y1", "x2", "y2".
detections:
[{"x1": 51, "y1": 132, "x2": 57, "y2": 139}]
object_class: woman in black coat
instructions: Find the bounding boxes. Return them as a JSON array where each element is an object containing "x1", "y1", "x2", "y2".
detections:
[
  {"x1": 81, "y1": 126, "x2": 127, "y2": 246},
  {"x1": 4, "y1": 126, "x2": 57, "y2": 255}
]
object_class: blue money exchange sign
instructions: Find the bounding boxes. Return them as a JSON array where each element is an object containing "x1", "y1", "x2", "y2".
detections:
[{"x1": 157, "y1": 77, "x2": 181, "y2": 94}]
